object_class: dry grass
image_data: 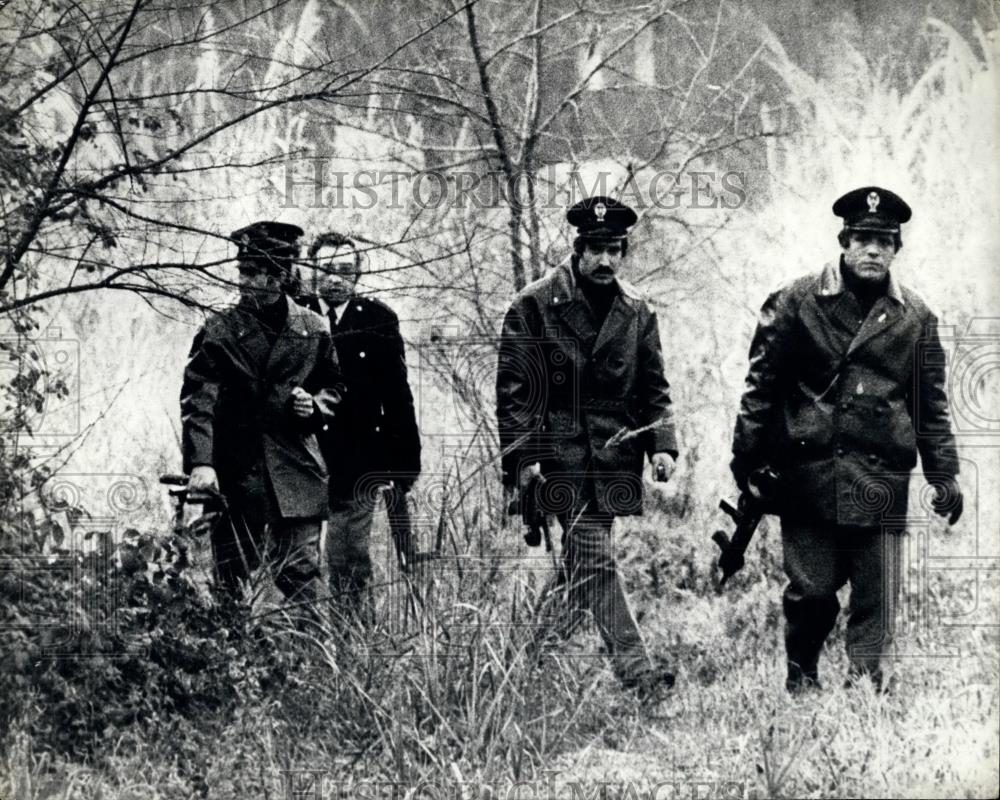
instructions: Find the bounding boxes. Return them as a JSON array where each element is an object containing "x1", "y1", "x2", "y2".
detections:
[{"x1": 2, "y1": 502, "x2": 997, "y2": 798}]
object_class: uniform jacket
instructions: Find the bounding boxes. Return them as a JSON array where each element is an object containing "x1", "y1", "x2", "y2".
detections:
[
  {"x1": 496, "y1": 264, "x2": 678, "y2": 516},
  {"x1": 180, "y1": 296, "x2": 344, "y2": 519},
  {"x1": 732, "y1": 261, "x2": 959, "y2": 526},
  {"x1": 315, "y1": 295, "x2": 421, "y2": 500}
]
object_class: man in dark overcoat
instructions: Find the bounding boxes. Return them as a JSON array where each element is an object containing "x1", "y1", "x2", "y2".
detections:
[
  {"x1": 496, "y1": 196, "x2": 678, "y2": 697},
  {"x1": 298, "y1": 232, "x2": 421, "y2": 613},
  {"x1": 731, "y1": 187, "x2": 962, "y2": 692},
  {"x1": 181, "y1": 221, "x2": 344, "y2": 618}
]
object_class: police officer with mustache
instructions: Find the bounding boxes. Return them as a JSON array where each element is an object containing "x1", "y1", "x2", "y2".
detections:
[{"x1": 496, "y1": 196, "x2": 678, "y2": 699}]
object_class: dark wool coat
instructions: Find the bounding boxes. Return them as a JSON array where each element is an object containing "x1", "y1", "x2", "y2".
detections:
[
  {"x1": 317, "y1": 295, "x2": 421, "y2": 499},
  {"x1": 496, "y1": 264, "x2": 678, "y2": 516},
  {"x1": 732, "y1": 261, "x2": 959, "y2": 526},
  {"x1": 181, "y1": 296, "x2": 344, "y2": 519}
]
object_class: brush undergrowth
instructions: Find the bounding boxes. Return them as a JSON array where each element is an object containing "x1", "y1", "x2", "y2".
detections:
[{"x1": 1, "y1": 491, "x2": 997, "y2": 799}]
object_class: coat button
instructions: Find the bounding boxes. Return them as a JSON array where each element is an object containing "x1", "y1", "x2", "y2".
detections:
[
  {"x1": 840, "y1": 402, "x2": 850, "y2": 411},
  {"x1": 375, "y1": 425, "x2": 380, "y2": 432},
  {"x1": 868, "y1": 454, "x2": 879, "y2": 464},
  {"x1": 359, "y1": 351, "x2": 366, "y2": 358},
  {"x1": 836, "y1": 446, "x2": 845, "y2": 456}
]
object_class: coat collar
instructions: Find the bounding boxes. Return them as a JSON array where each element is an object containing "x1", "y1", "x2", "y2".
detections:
[
  {"x1": 264, "y1": 295, "x2": 319, "y2": 372},
  {"x1": 284, "y1": 293, "x2": 316, "y2": 333},
  {"x1": 231, "y1": 294, "x2": 305, "y2": 335},
  {"x1": 811, "y1": 261, "x2": 908, "y2": 357},
  {"x1": 545, "y1": 264, "x2": 640, "y2": 356},
  {"x1": 814, "y1": 260, "x2": 905, "y2": 306}
]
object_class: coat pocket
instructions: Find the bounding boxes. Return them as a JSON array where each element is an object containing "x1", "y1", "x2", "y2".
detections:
[
  {"x1": 784, "y1": 382, "x2": 835, "y2": 459},
  {"x1": 302, "y1": 433, "x2": 329, "y2": 478},
  {"x1": 840, "y1": 395, "x2": 917, "y2": 468}
]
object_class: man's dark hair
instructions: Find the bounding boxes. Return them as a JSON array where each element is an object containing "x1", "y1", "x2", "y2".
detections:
[
  {"x1": 309, "y1": 231, "x2": 362, "y2": 273},
  {"x1": 838, "y1": 229, "x2": 902, "y2": 252}
]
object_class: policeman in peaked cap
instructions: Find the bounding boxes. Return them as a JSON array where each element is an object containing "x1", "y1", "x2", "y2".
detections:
[
  {"x1": 732, "y1": 185, "x2": 962, "y2": 694},
  {"x1": 566, "y1": 195, "x2": 639, "y2": 242},
  {"x1": 828, "y1": 186, "x2": 913, "y2": 292},
  {"x1": 496, "y1": 195, "x2": 679, "y2": 702},
  {"x1": 564, "y1": 196, "x2": 639, "y2": 301},
  {"x1": 232, "y1": 220, "x2": 303, "y2": 283},
  {"x1": 832, "y1": 185, "x2": 911, "y2": 245},
  {"x1": 181, "y1": 219, "x2": 344, "y2": 625}
]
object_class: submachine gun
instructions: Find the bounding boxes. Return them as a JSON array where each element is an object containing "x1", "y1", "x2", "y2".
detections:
[{"x1": 711, "y1": 466, "x2": 780, "y2": 586}]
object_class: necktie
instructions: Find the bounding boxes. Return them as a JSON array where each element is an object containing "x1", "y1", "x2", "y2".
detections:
[{"x1": 329, "y1": 306, "x2": 338, "y2": 328}]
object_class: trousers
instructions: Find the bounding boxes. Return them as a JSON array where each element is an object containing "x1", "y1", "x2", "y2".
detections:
[
  {"x1": 326, "y1": 493, "x2": 377, "y2": 611},
  {"x1": 781, "y1": 519, "x2": 903, "y2": 683},
  {"x1": 536, "y1": 487, "x2": 653, "y2": 685},
  {"x1": 211, "y1": 471, "x2": 323, "y2": 624}
]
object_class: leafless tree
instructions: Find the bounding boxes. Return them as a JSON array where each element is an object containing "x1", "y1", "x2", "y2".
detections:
[{"x1": 0, "y1": 0, "x2": 463, "y2": 317}]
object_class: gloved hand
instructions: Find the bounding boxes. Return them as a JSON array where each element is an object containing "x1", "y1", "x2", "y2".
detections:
[
  {"x1": 931, "y1": 477, "x2": 963, "y2": 525},
  {"x1": 730, "y1": 455, "x2": 753, "y2": 494}
]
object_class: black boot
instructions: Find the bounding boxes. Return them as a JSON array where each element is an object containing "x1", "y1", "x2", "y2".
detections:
[{"x1": 786, "y1": 659, "x2": 822, "y2": 694}]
